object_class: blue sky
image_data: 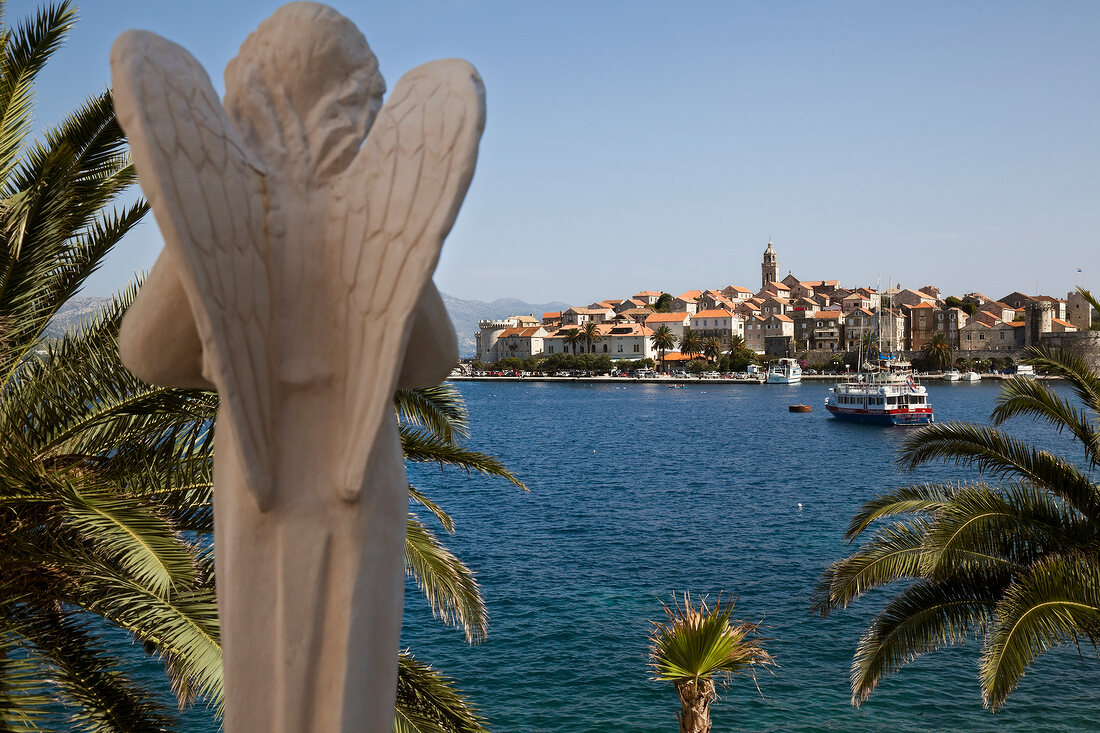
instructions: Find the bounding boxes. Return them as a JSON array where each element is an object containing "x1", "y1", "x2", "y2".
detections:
[{"x1": 12, "y1": 0, "x2": 1100, "y2": 304}]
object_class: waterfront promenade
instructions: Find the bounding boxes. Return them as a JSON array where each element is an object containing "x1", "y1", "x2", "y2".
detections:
[{"x1": 450, "y1": 372, "x2": 1039, "y2": 385}]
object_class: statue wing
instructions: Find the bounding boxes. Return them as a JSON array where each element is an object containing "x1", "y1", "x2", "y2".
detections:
[
  {"x1": 333, "y1": 59, "x2": 485, "y2": 501},
  {"x1": 111, "y1": 30, "x2": 275, "y2": 510}
]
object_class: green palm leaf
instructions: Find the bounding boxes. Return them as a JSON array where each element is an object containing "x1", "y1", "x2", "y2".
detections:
[
  {"x1": 394, "y1": 651, "x2": 488, "y2": 733},
  {"x1": 812, "y1": 519, "x2": 931, "y2": 615},
  {"x1": 851, "y1": 574, "x2": 1003, "y2": 705},
  {"x1": 898, "y1": 421, "x2": 1100, "y2": 521},
  {"x1": 406, "y1": 513, "x2": 487, "y2": 643},
  {"x1": 980, "y1": 554, "x2": 1100, "y2": 710}
]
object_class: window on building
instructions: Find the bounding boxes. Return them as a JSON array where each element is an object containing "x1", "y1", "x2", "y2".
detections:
[
  {"x1": 980, "y1": 333, "x2": 985, "y2": 340},
  {"x1": 617, "y1": 344, "x2": 623, "y2": 353},
  {"x1": 633, "y1": 344, "x2": 641, "y2": 353}
]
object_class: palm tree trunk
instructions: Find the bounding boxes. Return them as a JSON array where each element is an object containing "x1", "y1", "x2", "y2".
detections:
[{"x1": 675, "y1": 678, "x2": 716, "y2": 733}]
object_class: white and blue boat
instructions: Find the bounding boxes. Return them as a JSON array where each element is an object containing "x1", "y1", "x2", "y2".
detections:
[{"x1": 825, "y1": 358, "x2": 934, "y2": 426}]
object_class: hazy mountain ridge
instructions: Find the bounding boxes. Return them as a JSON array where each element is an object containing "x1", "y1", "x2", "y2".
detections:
[
  {"x1": 45, "y1": 293, "x2": 568, "y2": 358},
  {"x1": 45, "y1": 296, "x2": 112, "y2": 338},
  {"x1": 441, "y1": 292, "x2": 570, "y2": 357}
]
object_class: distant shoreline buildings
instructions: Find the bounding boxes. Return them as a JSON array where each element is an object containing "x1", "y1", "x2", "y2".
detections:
[{"x1": 475, "y1": 240, "x2": 1089, "y2": 366}]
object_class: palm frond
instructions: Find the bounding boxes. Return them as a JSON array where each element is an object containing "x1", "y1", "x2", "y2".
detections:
[
  {"x1": 70, "y1": 569, "x2": 222, "y2": 714},
  {"x1": 400, "y1": 425, "x2": 526, "y2": 489},
  {"x1": 850, "y1": 574, "x2": 1003, "y2": 706},
  {"x1": 394, "y1": 651, "x2": 488, "y2": 733},
  {"x1": 991, "y1": 371, "x2": 1100, "y2": 465},
  {"x1": 1016, "y1": 341, "x2": 1100, "y2": 425},
  {"x1": 921, "y1": 482, "x2": 1084, "y2": 578},
  {"x1": 2, "y1": 601, "x2": 175, "y2": 732},
  {"x1": 649, "y1": 593, "x2": 774, "y2": 684},
  {"x1": 0, "y1": 1, "x2": 75, "y2": 183},
  {"x1": 979, "y1": 553, "x2": 1100, "y2": 710},
  {"x1": 843, "y1": 482, "x2": 955, "y2": 540},
  {"x1": 409, "y1": 484, "x2": 454, "y2": 533},
  {"x1": 0, "y1": 628, "x2": 51, "y2": 731},
  {"x1": 59, "y1": 483, "x2": 197, "y2": 596},
  {"x1": 812, "y1": 519, "x2": 931, "y2": 616},
  {"x1": 898, "y1": 421, "x2": 1100, "y2": 521},
  {"x1": 395, "y1": 385, "x2": 469, "y2": 442},
  {"x1": 406, "y1": 514, "x2": 487, "y2": 643}
]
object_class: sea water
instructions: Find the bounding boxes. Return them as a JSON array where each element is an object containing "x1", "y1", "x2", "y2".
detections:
[{"x1": 400, "y1": 380, "x2": 1098, "y2": 732}]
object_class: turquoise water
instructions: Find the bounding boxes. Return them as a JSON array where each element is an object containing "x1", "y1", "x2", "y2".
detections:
[{"x1": 401, "y1": 380, "x2": 1099, "y2": 732}]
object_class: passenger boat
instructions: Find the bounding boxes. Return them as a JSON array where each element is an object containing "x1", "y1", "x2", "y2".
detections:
[
  {"x1": 825, "y1": 358, "x2": 934, "y2": 426},
  {"x1": 1015, "y1": 364, "x2": 1036, "y2": 379},
  {"x1": 767, "y1": 358, "x2": 803, "y2": 384}
]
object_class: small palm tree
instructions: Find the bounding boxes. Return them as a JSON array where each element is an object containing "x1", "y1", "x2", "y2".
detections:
[
  {"x1": 813, "y1": 330, "x2": 1100, "y2": 710},
  {"x1": 580, "y1": 321, "x2": 602, "y2": 354},
  {"x1": 562, "y1": 327, "x2": 583, "y2": 355},
  {"x1": 922, "y1": 332, "x2": 953, "y2": 371},
  {"x1": 679, "y1": 328, "x2": 701, "y2": 361},
  {"x1": 702, "y1": 337, "x2": 723, "y2": 364},
  {"x1": 651, "y1": 325, "x2": 675, "y2": 373},
  {"x1": 649, "y1": 594, "x2": 775, "y2": 733}
]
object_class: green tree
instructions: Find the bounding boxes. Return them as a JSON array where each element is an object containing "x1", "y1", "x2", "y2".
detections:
[
  {"x1": 678, "y1": 328, "x2": 701, "y2": 361},
  {"x1": 649, "y1": 594, "x2": 775, "y2": 733},
  {"x1": 702, "y1": 337, "x2": 723, "y2": 364},
  {"x1": 563, "y1": 327, "x2": 583, "y2": 355},
  {"x1": 654, "y1": 293, "x2": 673, "y2": 312},
  {"x1": 813, "y1": 342, "x2": 1100, "y2": 710},
  {"x1": 580, "y1": 321, "x2": 602, "y2": 354},
  {"x1": 0, "y1": 3, "x2": 225, "y2": 727},
  {"x1": 650, "y1": 325, "x2": 676, "y2": 373},
  {"x1": 921, "y1": 332, "x2": 953, "y2": 371}
]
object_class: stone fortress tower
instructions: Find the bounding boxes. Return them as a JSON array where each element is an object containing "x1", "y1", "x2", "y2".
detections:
[
  {"x1": 761, "y1": 239, "x2": 778, "y2": 290},
  {"x1": 1026, "y1": 300, "x2": 1053, "y2": 347}
]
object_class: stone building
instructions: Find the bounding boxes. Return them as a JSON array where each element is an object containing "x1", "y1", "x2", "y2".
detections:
[{"x1": 761, "y1": 239, "x2": 777, "y2": 290}]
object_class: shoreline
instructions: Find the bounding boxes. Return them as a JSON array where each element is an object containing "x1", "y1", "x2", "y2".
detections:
[{"x1": 448, "y1": 373, "x2": 1052, "y2": 385}]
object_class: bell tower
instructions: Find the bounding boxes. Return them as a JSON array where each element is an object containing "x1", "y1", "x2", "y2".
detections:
[{"x1": 761, "y1": 239, "x2": 778, "y2": 290}]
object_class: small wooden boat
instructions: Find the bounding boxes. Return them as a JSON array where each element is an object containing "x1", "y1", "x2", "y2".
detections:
[{"x1": 789, "y1": 404, "x2": 812, "y2": 413}]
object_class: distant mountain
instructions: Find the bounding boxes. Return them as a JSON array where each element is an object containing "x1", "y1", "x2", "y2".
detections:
[
  {"x1": 45, "y1": 296, "x2": 111, "y2": 338},
  {"x1": 441, "y1": 292, "x2": 570, "y2": 357},
  {"x1": 43, "y1": 292, "x2": 567, "y2": 358}
]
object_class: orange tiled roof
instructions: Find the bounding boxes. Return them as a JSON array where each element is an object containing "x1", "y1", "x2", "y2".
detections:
[
  {"x1": 909, "y1": 302, "x2": 936, "y2": 309},
  {"x1": 677, "y1": 290, "x2": 703, "y2": 300},
  {"x1": 772, "y1": 314, "x2": 793, "y2": 322},
  {"x1": 543, "y1": 311, "x2": 560, "y2": 319},
  {"x1": 727, "y1": 285, "x2": 753, "y2": 293},
  {"x1": 646, "y1": 312, "x2": 690, "y2": 323},
  {"x1": 814, "y1": 311, "x2": 843, "y2": 319},
  {"x1": 1053, "y1": 318, "x2": 1075, "y2": 327},
  {"x1": 634, "y1": 290, "x2": 662, "y2": 297},
  {"x1": 691, "y1": 309, "x2": 735, "y2": 319}
]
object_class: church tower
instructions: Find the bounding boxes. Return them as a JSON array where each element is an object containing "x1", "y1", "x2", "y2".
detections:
[{"x1": 761, "y1": 239, "x2": 778, "y2": 290}]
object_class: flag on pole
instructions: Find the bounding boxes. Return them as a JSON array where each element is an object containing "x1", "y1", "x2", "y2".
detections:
[{"x1": 1078, "y1": 267, "x2": 1084, "y2": 272}]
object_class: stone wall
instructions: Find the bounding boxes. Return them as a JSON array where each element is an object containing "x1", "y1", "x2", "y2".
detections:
[{"x1": 795, "y1": 331, "x2": 1100, "y2": 371}]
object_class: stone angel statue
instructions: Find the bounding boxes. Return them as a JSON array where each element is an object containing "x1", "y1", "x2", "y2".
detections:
[{"x1": 110, "y1": 3, "x2": 484, "y2": 730}]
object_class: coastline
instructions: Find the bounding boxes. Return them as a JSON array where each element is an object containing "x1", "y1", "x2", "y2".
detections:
[{"x1": 449, "y1": 373, "x2": 1052, "y2": 385}]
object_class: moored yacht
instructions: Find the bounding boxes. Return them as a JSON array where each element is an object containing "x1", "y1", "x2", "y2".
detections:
[
  {"x1": 944, "y1": 369, "x2": 961, "y2": 381},
  {"x1": 825, "y1": 358, "x2": 934, "y2": 426},
  {"x1": 767, "y1": 357, "x2": 802, "y2": 384}
]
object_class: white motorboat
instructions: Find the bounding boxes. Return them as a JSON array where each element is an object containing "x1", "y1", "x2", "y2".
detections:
[
  {"x1": 825, "y1": 358, "x2": 934, "y2": 426},
  {"x1": 944, "y1": 369, "x2": 961, "y2": 381},
  {"x1": 962, "y1": 371, "x2": 981, "y2": 382},
  {"x1": 767, "y1": 357, "x2": 802, "y2": 384}
]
